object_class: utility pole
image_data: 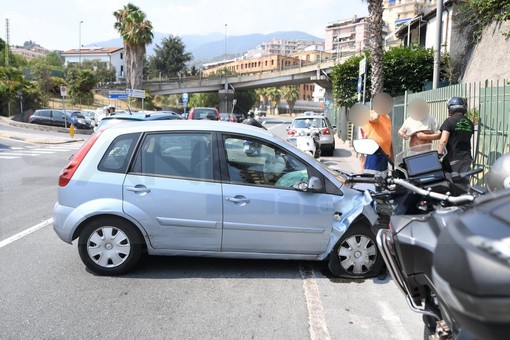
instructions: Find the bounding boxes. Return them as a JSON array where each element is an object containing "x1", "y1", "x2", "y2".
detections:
[
  {"x1": 79, "y1": 20, "x2": 83, "y2": 65},
  {"x1": 432, "y1": 1, "x2": 443, "y2": 89},
  {"x1": 224, "y1": 23, "x2": 227, "y2": 65}
]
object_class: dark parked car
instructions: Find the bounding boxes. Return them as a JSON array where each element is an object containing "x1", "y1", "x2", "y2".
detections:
[
  {"x1": 187, "y1": 107, "x2": 220, "y2": 120},
  {"x1": 29, "y1": 109, "x2": 67, "y2": 127},
  {"x1": 29, "y1": 109, "x2": 93, "y2": 129}
]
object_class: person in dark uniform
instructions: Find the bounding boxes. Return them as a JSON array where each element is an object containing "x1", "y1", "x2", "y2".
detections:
[{"x1": 438, "y1": 97, "x2": 474, "y2": 174}]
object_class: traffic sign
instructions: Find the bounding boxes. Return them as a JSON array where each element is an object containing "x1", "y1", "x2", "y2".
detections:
[
  {"x1": 182, "y1": 92, "x2": 189, "y2": 102},
  {"x1": 357, "y1": 76, "x2": 362, "y2": 93},
  {"x1": 60, "y1": 86, "x2": 67, "y2": 97},
  {"x1": 108, "y1": 90, "x2": 128, "y2": 99},
  {"x1": 325, "y1": 100, "x2": 330, "y2": 109},
  {"x1": 359, "y1": 57, "x2": 366, "y2": 76},
  {"x1": 127, "y1": 88, "x2": 146, "y2": 99}
]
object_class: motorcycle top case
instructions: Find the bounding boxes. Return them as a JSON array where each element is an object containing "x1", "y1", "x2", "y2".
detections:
[{"x1": 433, "y1": 189, "x2": 510, "y2": 340}]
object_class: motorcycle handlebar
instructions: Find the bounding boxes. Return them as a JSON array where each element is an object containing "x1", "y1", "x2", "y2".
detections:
[{"x1": 391, "y1": 178, "x2": 475, "y2": 204}]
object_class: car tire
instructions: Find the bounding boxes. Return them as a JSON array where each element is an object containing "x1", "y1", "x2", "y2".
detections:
[
  {"x1": 328, "y1": 223, "x2": 384, "y2": 278},
  {"x1": 322, "y1": 142, "x2": 335, "y2": 156},
  {"x1": 78, "y1": 217, "x2": 143, "y2": 276}
]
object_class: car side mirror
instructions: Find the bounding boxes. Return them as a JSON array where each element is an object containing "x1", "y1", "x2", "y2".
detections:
[
  {"x1": 352, "y1": 139, "x2": 379, "y2": 155},
  {"x1": 286, "y1": 126, "x2": 290, "y2": 130},
  {"x1": 293, "y1": 176, "x2": 323, "y2": 192}
]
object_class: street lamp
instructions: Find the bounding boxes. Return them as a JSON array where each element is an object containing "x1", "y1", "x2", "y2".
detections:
[
  {"x1": 224, "y1": 23, "x2": 227, "y2": 64},
  {"x1": 17, "y1": 91, "x2": 23, "y2": 116},
  {"x1": 79, "y1": 20, "x2": 83, "y2": 65}
]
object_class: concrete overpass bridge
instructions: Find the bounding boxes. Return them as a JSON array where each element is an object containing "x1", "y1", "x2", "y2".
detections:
[{"x1": 141, "y1": 59, "x2": 342, "y2": 112}]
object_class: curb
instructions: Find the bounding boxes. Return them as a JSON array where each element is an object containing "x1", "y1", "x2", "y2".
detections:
[{"x1": 0, "y1": 116, "x2": 93, "y2": 135}]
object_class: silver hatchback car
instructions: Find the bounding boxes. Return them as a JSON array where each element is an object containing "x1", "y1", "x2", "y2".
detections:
[{"x1": 53, "y1": 121, "x2": 382, "y2": 277}]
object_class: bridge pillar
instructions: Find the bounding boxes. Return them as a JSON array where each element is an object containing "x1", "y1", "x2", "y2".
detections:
[{"x1": 219, "y1": 89, "x2": 235, "y2": 113}]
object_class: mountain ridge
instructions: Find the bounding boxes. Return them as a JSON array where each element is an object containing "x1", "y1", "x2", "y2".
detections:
[{"x1": 91, "y1": 30, "x2": 323, "y2": 63}]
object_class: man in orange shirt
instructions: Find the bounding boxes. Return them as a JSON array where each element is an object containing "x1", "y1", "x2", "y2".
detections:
[{"x1": 362, "y1": 93, "x2": 394, "y2": 172}]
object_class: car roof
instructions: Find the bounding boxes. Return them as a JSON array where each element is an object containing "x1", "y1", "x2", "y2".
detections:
[
  {"x1": 103, "y1": 120, "x2": 274, "y2": 138},
  {"x1": 102, "y1": 112, "x2": 182, "y2": 121},
  {"x1": 294, "y1": 115, "x2": 325, "y2": 119}
]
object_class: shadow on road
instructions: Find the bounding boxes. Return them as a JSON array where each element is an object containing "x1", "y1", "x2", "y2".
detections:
[
  {"x1": 332, "y1": 148, "x2": 352, "y2": 158},
  {"x1": 108, "y1": 255, "x2": 306, "y2": 280}
]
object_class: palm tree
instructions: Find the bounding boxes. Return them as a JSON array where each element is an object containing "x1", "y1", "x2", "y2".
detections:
[
  {"x1": 365, "y1": 0, "x2": 385, "y2": 95},
  {"x1": 280, "y1": 85, "x2": 300, "y2": 115},
  {"x1": 254, "y1": 88, "x2": 269, "y2": 110},
  {"x1": 266, "y1": 87, "x2": 281, "y2": 115},
  {"x1": 113, "y1": 3, "x2": 153, "y2": 90}
]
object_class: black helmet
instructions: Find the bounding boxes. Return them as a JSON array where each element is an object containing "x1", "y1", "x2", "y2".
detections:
[
  {"x1": 447, "y1": 97, "x2": 467, "y2": 115},
  {"x1": 247, "y1": 111, "x2": 255, "y2": 118}
]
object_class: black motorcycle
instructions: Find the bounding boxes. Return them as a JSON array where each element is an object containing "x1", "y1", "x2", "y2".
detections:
[{"x1": 345, "y1": 139, "x2": 510, "y2": 339}]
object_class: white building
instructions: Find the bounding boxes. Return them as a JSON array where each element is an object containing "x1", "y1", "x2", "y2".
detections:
[{"x1": 61, "y1": 47, "x2": 125, "y2": 80}]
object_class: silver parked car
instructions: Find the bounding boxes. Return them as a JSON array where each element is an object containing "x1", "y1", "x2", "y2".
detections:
[
  {"x1": 53, "y1": 121, "x2": 382, "y2": 277},
  {"x1": 287, "y1": 116, "x2": 336, "y2": 156}
]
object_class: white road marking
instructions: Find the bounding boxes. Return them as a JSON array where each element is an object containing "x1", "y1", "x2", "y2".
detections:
[
  {"x1": 0, "y1": 218, "x2": 53, "y2": 249},
  {"x1": 0, "y1": 155, "x2": 17, "y2": 159},
  {"x1": 377, "y1": 301, "x2": 413, "y2": 340},
  {"x1": 267, "y1": 123, "x2": 285, "y2": 130},
  {"x1": 300, "y1": 263, "x2": 331, "y2": 340},
  {"x1": 0, "y1": 152, "x2": 40, "y2": 156}
]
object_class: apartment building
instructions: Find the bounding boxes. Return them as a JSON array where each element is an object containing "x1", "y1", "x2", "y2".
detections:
[
  {"x1": 383, "y1": 0, "x2": 437, "y2": 45},
  {"x1": 324, "y1": 16, "x2": 370, "y2": 57}
]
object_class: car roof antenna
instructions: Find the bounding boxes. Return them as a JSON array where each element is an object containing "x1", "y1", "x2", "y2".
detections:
[{"x1": 126, "y1": 101, "x2": 133, "y2": 115}]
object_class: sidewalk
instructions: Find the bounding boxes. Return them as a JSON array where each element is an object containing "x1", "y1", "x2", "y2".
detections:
[
  {"x1": 320, "y1": 135, "x2": 361, "y2": 174},
  {"x1": 0, "y1": 118, "x2": 84, "y2": 144}
]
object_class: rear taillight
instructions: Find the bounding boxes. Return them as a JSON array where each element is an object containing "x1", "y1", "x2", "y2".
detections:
[
  {"x1": 58, "y1": 130, "x2": 103, "y2": 187},
  {"x1": 287, "y1": 129, "x2": 297, "y2": 136},
  {"x1": 321, "y1": 127, "x2": 330, "y2": 135}
]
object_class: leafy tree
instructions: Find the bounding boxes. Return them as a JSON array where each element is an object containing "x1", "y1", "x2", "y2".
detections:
[
  {"x1": 255, "y1": 88, "x2": 269, "y2": 109},
  {"x1": 364, "y1": 0, "x2": 385, "y2": 96},
  {"x1": 81, "y1": 59, "x2": 116, "y2": 83},
  {"x1": 188, "y1": 93, "x2": 219, "y2": 108},
  {"x1": 188, "y1": 65, "x2": 199, "y2": 76},
  {"x1": 45, "y1": 51, "x2": 65, "y2": 68},
  {"x1": 30, "y1": 57, "x2": 53, "y2": 105},
  {"x1": 234, "y1": 90, "x2": 258, "y2": 113},
  {"x1": 114, "y1": 3, "x2": 154, "y2": 89},
  {"x1": 70, "y1": 69, "x2": 96, "y2": 105},
  {"x1": 332, "y1": 45, "x2": 443, "y2": 107},
  {"x1": 280, "y1": 85, "x2": 300, "y2": 113},
  {"x1": 331, "y1": 54, "x2": 366, "y2": 108},
  {"x1": 147, "y1": 35, "x2": 192, "y2": 78},
  {"x1": 456, "y1": 0, "x2": 510, "y2": 40},
  {"x1": 0, "y1": 66, "x2": 41, "y2": 116},
  {"x1": 0, "y1": 38, "x2": 29, "y2": 68}
]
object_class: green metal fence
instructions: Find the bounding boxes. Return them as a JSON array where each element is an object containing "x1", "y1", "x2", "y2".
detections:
[{"x1": 391, "y1": 80, "x2": 510, "y2": 185}]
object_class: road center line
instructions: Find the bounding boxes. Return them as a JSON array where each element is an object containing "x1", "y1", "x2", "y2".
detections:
[
  {"x1": 0, "y1": 218, "x2": 53, "y2": 249},
  {"x1": 299, "y1": 263, "x2": 331, "y2": 340}
]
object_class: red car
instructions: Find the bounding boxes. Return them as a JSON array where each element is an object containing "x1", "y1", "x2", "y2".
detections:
[{"x1": 187, "y1": 107, "x2": 220, "y2": 121}]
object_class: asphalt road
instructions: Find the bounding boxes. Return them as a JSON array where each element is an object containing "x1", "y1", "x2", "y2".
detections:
[{"x1": 0, "y1": 122, "x2": 423, "y2": 340}]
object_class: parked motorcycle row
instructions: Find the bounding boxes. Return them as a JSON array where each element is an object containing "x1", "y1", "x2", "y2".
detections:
[{"x1": 338, "y1": 139, "x2": 510, "y2": 340}]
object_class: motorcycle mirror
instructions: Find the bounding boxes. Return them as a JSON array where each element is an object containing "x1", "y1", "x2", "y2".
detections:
[{"x1": 352, "y1": 139, "x2": 379, "y2": 155}]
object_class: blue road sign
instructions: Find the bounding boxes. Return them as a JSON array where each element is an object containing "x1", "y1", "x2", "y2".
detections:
[
  {"x1": 109, "y1": 93, "x2": 128, "y2": 99},
  {"x1": 182, "y1": 92, "x2": 189, "y2": 103},
  {"x1": 357, "y1": 76, "x2": 362, "y2": 93},
  {"x1": 69, "y1": 112, "x2": 77, "y2": 125}
]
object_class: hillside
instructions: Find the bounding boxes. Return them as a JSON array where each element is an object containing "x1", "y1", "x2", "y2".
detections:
[{"x1": 91, "y1": 30, "x2": 323, "y2": 62}]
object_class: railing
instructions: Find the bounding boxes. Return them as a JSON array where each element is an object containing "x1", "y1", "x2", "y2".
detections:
[{"x1": 391, "y1": 80, "x2": 509, "y2": 185}]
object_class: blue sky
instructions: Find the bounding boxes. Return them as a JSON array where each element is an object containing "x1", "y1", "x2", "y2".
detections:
[{"x1": 2, "y1": 0, "x2": 368, "y2": 50}]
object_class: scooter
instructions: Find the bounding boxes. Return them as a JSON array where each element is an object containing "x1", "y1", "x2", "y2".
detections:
[{"x1": 293, "y1": 128, "x2": 321, "y2": 158}]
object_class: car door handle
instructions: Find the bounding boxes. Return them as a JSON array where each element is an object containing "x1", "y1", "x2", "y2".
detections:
[
  {"x1": 126, "y1": 185, "x2": 151, "y2": 194},
  {"x1": 225, "y1": 196, "x2": 250, "y2": 205}
]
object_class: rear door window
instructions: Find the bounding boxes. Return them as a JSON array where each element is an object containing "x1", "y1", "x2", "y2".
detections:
[
  {"x1": 131, "y1": 133, "x2": 214, "y2": 180},
  {"x1": 98, "y1": 133, "x2": 140, "y2": 173}
]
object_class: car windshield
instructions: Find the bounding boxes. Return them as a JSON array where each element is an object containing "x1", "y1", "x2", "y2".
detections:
[{"x1": 292, "y1": 118, "x2": 322, "y2": 129}]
